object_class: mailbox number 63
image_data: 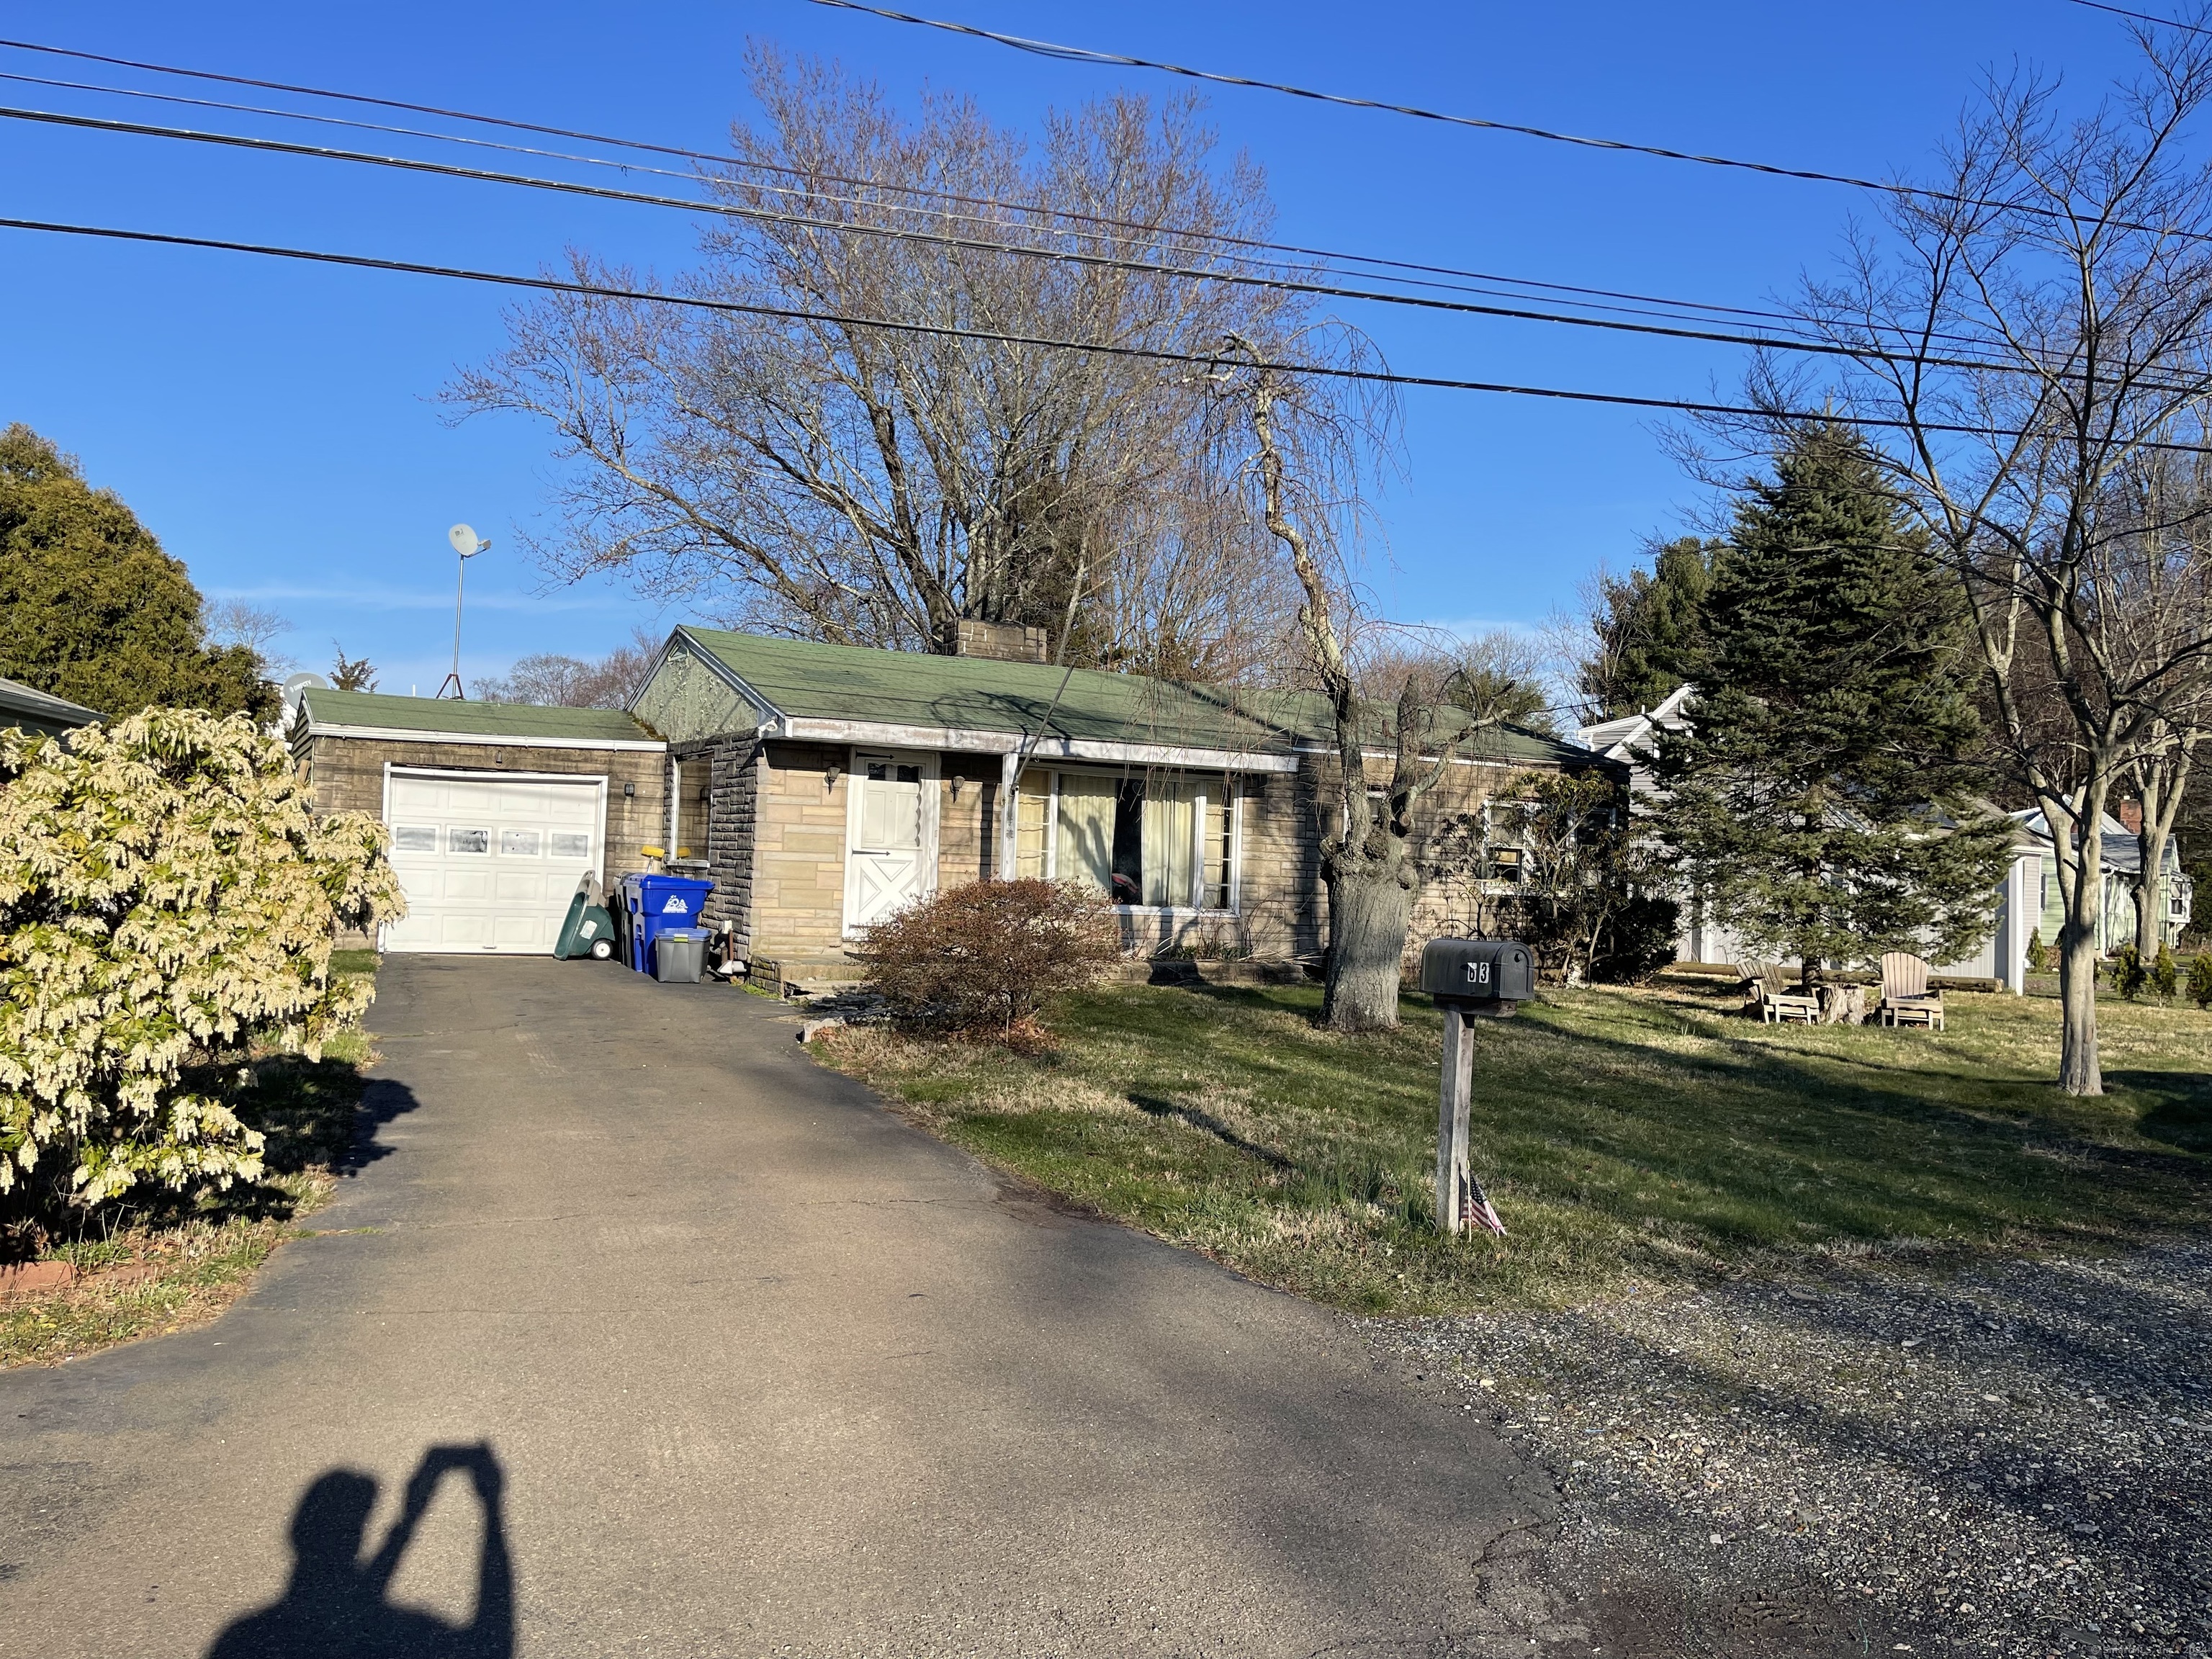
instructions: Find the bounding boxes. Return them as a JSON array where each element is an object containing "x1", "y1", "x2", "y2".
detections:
[{"x1": 1464, "y1": 961, "x2": 1491, "y2": 986}]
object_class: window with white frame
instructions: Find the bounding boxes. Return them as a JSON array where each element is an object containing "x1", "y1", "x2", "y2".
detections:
[{"x1": 1015, "y1": 768, "x2": 1234, "y2": 909}]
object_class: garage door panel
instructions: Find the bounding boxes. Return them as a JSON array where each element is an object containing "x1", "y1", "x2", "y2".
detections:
[{"x1": 382, "y1": 771, "x2": 608, "y2": 956}]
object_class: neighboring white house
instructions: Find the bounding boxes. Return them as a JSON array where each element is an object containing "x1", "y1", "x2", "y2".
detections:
[{"x1": 1568, "y1": 688, "x2": 2188, "y2": 993}]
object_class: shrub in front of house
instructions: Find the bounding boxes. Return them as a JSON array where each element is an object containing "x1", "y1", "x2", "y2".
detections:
[
  {"x1": 2153, "y1": 942, "x2": 2180, "y2": 1002},
  {"x1": 2190, "y1": 952, "x2": 2212, "y2": 1010},
  {"x1": 2113, "y1": 944, "x2": 2147, "y2": 1000},
  {"x1": 853, "y1": 878, "x2": 1121, "y2": 1038},
  {"x1": 0, "y1": 708, "x2": 405, "y2": 1218}
]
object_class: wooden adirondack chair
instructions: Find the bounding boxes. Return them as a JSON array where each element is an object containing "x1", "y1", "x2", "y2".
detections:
[
  {"x1": 1737, "y1": 961, "x2": 1819, "y2": 1024},
  {"x1": 1879, "y1": 953, "x2": 1945, "y2": 1030}
]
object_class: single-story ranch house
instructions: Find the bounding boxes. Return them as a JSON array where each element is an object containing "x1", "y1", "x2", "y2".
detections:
[{"x1": 296, "y1": 623, "x2": 1596, "y2": 976}]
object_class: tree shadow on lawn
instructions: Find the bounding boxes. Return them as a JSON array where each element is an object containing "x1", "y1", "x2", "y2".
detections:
[
  {"x1": 2108, "y1": 1069, "x2": 2212, "y2": 1156},
  {"x1": 1128, "y1": 1092, "x2": 1296, "y2": 1172}
]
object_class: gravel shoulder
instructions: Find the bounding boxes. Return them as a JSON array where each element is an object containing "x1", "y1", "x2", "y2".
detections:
[{"x1": 1372, "y1": 1241, "x2": 2212, "y2": 1658}]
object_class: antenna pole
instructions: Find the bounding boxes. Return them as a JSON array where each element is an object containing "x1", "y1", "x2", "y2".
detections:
[{"x1": 452, "y1": 549, "x2": 466, "y2": 687}]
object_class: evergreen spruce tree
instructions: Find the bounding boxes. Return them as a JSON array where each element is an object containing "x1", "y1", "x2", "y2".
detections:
[
  {"x1": 1583, "y1": 536, "x2": 1717, "y2": 718},
  {"x1": 1655, "y1": 425, "x2": 2013, "y2": 974}
]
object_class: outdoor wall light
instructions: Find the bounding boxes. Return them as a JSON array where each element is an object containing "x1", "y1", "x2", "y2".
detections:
[
  {"x1": 825, "y1": 763, "x2": 841, "y2": 788},
  {"x1": 950, "y1": 775, "x2": 964, "y2": 800},
  {"x1": 623, "y1": 781, "x2": 635, "y2": 798}
]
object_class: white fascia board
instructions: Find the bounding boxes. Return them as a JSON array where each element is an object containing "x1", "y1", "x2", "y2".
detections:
[
  {"x1": 778, "y1": 716, "x2": 1300, "y2": 774},
  {"x1": 1290, "y1": 743, "x2": 1556, "y2": 769},
  {"x1": 669, "y1": 627, "x2": 783, "y2": 730},
  {"x1": 307, "y1": 721, "x2": 665, "y2": 752},
  {"x1": 386, "y1": 765, "x2": 616, "y2": 784}
]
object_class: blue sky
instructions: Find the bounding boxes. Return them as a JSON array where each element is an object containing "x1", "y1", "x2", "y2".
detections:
[{"x1": 0, "y1": 1, "x2": 2146, "y2": 692}]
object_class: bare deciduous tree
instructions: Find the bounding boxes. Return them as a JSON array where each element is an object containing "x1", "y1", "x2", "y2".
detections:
[
  {"x1": 203, "y1": 599, "x2": 295, "y2": 676},
  {"x1": 448, "y1": 48, "x2": 1303, "y2": 677},
  {"x1": 1211, "y1": 331, "x2": 1533, "y2": 1031},
  {"x1": 475, "y1": 628, "x2": 660, "y2": 709},
  {"x1": 1769, "y1": 17, "x2": 2212, "y2": 1093}
]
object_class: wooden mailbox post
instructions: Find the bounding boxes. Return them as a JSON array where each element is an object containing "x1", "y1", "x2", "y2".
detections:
[{"x1": 1417, "y1": 939, "x2": 1533, "y2": 1236}]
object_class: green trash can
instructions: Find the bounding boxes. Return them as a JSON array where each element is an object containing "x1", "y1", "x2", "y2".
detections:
[{"x1": 554, "y1": 877, "x2": 619, "y2": 961}]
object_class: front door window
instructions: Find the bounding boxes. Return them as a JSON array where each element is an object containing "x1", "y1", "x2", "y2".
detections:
[{"x1": 847, "y1": 753, "x2": 930, "y2": 930}]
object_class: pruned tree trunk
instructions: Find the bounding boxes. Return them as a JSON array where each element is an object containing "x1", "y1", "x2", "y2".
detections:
[
  {"x1": 1321, "y1": 838, "x2": 1416, "y2": 1032},
  {"x1": 2057, "y1": 920, "x2": 2103, "y2": 1096},
  {"x1": 1223, "y1": 331, "x2": 1433, "y2": 1035},
  {"x1": 2051, "y1": 803, "x2": 2107, "y2": 1097}
]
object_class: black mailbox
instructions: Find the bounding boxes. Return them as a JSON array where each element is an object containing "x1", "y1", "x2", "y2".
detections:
[{"x1": 1419, "y1": 938, "x2": 1535, "y2": 1005}]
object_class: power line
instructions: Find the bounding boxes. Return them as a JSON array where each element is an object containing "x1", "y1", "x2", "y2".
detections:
[
  {"x1": 6, "y1": 211, "x2": 2208, "y2": 453},
  {"x1": 0, "y1": 63, "x2": 1800, "y2": 333},
  {"x1": 0, "y1": 30, "x2": 1846, "y2": 338},
  {"x1": 2066, "y1": 1, "x2": 2212, "y2": 37},
  {"x1": 808, "y1": 0, "x2": 1928, "y2": 198},
  {"x1": 0, "y1": 100, "x2": 2141, "y2": 388}
]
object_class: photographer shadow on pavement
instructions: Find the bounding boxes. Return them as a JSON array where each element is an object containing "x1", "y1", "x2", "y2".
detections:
[{"x1": 205, "y1": 1442, "x2": 513, "y2": 1659}]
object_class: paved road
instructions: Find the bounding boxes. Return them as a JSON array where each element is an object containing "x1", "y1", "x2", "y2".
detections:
[{"x1": 2, "y1": 957, "x2": 1564, "y2": 1658}]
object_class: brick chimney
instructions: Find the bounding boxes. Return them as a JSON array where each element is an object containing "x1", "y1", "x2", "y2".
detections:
[
  {"x1": 956, "y1": 619, "x2": 1049, "y2": 663},
  {"x1": 2117, "y1": 798, "x2": 2144, "y2": 835}
]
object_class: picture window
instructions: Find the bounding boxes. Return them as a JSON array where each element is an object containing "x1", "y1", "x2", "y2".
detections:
[{"x1": 1020, "y1": 770, "x2": 1233, "y2": 909}]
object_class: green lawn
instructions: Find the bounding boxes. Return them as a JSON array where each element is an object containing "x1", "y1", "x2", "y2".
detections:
[{"x1": 817, "y1": 976, "x2": 2212, "y2": 1313}]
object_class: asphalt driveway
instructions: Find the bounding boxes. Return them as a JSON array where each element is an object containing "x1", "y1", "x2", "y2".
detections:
[{"x1": 1, "y1": 956, "x2": 1564, "y2": 1658}]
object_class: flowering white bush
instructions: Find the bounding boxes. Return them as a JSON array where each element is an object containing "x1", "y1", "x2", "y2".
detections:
[{"x1": 0, "y1": 708, "x2": 405, "y2": 1207}]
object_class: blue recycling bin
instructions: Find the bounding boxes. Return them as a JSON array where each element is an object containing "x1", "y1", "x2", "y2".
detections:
[{"x1": 620, "y1": 873, "x2": 714, "y2": 972}]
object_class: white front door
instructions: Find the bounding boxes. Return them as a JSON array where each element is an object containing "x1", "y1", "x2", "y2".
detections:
[
  {"x1": 845, "y1": 751, "x2": 935, "y2": 932},
  {"x1": 382, "y1": 770, "x2": 605, "y2": 954}
]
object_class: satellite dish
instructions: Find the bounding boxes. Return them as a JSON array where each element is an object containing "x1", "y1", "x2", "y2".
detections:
[
  {"x1": 449, "y1": 523, "x2": 490, "y2": 559},
  {"x1": 283, "y1": 672, "x2": 329, "y2": 694}
]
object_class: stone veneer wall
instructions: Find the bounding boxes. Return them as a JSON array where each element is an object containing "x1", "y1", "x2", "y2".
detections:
[
  {"x1": 675, "y1": 735, "x2": 763, "y2": 957},
  {"x1": 936, "y1": 755, "x2": 1002, "y2": 891},
  {"x1": 750, "y1": 740, "x2": 851, "y2": 961}
]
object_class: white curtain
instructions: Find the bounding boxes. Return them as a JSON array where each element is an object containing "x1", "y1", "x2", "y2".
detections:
[
  {"x1": 1056, "y1": 773, "x2": 1116, "y2": 896},
  {"x1": 1143, "y1": 781, "x2": 1196, "y2": 907}
]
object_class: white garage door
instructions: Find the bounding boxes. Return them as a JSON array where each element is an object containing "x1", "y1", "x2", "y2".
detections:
[{"x1": 382, "y1": 770, "x2": 606, "y2": 954}]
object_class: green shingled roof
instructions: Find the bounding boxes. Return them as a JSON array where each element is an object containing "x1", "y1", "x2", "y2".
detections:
[
  {"x1": 0, "y1": 675, "x2": 102, "y2": 737},
  {"x1": 678, "y1": 628, "x2": 1586, "y2": 765},
  {"x1": 300, "y1": 687, "x2": 658, "y2": 744}
]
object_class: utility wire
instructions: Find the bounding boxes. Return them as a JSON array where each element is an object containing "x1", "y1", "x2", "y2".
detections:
[
  {"x1": 0, "y1": 63, "x2": 1829, "y2": 335},
  {"x1": 0, "y1": 101, "x2": 2154, "y2": 389},
  {"x1": 0, "y1": 31, "x2": 1930, "y2": 341},
  {"x1": 809, "y1": 0, "x2": 1928, "y2": 198},
  {"x1": 813, "y1": 0, "x2": 2212, "y2": 246},
  {"x1": 2066, "y1": 1, "x2": 2212, "y2": 36},
  {"x1": 6, "y1": 212, "x2": 2210, "y2": 454}
]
